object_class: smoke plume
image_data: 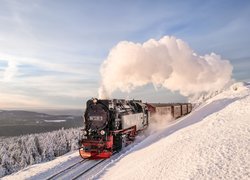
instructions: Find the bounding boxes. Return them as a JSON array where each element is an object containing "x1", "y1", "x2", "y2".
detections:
[{"x1": 99, "y1": 36, "x2": 233, "y2": 99}]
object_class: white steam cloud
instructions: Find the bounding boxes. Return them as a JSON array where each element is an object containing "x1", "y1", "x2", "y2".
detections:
[{"x1": 99, "y1": 36, "x2": 233, "y2": 99}]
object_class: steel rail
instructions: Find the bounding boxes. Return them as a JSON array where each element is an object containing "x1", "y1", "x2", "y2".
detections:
[
  {"x1": 46, "y1": 159, "x2": 88, "y2": 180},
  {"x1": 72, "y1": 159, "x2": 106, "y2": 180}
]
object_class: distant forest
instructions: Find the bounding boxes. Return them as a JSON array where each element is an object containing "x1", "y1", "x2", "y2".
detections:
[{"x1": 0, "y1": 110, "x2": 83, "y2": 137}]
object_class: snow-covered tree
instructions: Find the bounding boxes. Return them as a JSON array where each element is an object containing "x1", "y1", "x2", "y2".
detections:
[{"x1": 0, "y1": 127, "x2": 82, "y2": 178}]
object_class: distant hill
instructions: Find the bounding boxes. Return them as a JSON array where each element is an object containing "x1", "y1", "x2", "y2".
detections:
[{"x1": 0, "y1": 110, "x2": 83, "y2": 137}]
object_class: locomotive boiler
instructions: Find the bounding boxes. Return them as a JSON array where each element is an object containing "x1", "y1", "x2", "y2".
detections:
[{"x1": 79, "y1": 98, "x2": 149, "y2": 159}]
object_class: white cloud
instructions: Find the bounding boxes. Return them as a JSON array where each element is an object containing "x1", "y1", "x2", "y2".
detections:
[
  {"x1": 3, "y1": 61, "x2": 18, "y2": 82},
  {"x1": 0, "y1": 92, "x2": 45, "y2": 109}
]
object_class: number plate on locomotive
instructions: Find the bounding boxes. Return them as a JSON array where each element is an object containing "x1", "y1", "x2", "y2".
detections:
[{"x1": 89, "y1": 116, "x2": 103, "y2": 121}]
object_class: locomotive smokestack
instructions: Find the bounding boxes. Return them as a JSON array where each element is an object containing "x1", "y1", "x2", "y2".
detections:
[{"x1": 98, "y1": 36, "x2": 233, "y2": 98}]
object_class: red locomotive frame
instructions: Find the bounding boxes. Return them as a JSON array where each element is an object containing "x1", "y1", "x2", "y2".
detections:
[{"x1": 79, "y1": 126, "x2": 137, "y2": 159}]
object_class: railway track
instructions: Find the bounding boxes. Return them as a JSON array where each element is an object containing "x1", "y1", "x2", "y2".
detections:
[
  {"x1": 45, "y1": 159, "x2": 88, "y2": 180},
  {"x1": 72, "y1": 159, "x2": 106, "y2": 180}
]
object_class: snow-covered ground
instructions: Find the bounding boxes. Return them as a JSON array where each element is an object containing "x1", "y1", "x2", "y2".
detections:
[
  {"x1": 3, "y1": 82, "x2": 250, "y2": 180},
  {"x1": 101, "y1": 82, "x2": 250, "y2": 180},
  {"x1": 43, "y1": 119, "x2": 67, "y2": 122}
]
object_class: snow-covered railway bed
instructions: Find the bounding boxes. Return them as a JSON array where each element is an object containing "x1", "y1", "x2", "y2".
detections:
[
  {"x1": 71, "y1": 159, "x2": 106, "y2": 179},
  {"x1": 45, "y1": 159, "x2": 88, "y2": 180},
  {"x1": 81, "y1": 152, "x2": 127, "y2": 179},
  {"x1": 46, "y1": 159, "x2": 104, "y2": 180}
]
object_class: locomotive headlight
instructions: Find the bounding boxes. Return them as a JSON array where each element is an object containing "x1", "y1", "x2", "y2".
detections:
[
  {"x1": 83, "y1": 130, "x2": 87, "y2": 136},
  {"x1": 100, "y1": 130, "x2": 105, "y2": 135}
]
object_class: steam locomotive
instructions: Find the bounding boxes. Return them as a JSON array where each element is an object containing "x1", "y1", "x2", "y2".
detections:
[{"x1": 79, "y1": 98, "x2": 191, "y2": 159}]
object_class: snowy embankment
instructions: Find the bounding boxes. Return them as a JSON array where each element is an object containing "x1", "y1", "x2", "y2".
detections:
[
  {"x1": 3, "y1": 82, "x2": 250, "y2": 180},
  {"x1": 101, "y1": 82, "x2": 250, "y2": 179},
  {"x1": 0, "y1": 128, "x2": 82, "y2": 178}
]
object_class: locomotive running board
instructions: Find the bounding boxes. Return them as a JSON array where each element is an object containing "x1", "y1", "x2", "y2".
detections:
[{"x1": 111, "y1": 125, "x2": 137, "y2": 135}]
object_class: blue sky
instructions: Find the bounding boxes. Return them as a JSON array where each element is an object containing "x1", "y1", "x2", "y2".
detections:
[{"x1": 0, "y1": 0, "x2": 249, "y2": 109}]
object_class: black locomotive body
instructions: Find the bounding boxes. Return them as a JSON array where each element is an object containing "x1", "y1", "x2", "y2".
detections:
[{"x1": 79, "y1": 98, "x2": 149, "y2": 159}]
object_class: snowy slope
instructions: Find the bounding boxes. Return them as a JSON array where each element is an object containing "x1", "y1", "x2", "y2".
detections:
[
  {"x1": 3, "y1": 82, "x2": 250, "y2": 180},
  {"x1": 100, "y1": 82, "x2": 250, "y2": 179}
]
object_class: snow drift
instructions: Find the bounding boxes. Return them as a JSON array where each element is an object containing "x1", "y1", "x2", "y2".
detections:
[{"x1": 99, "y1": 36, "x2": 233, "y2": 98}]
